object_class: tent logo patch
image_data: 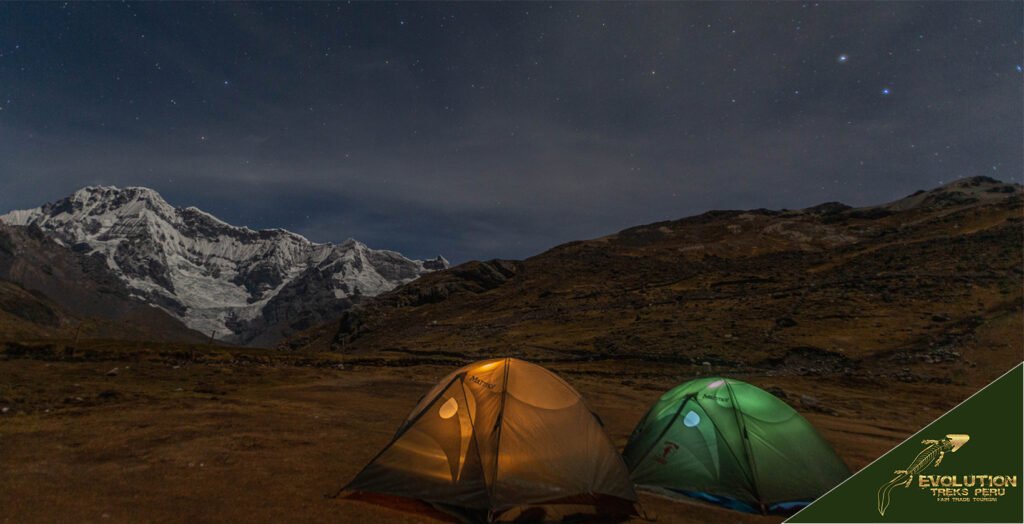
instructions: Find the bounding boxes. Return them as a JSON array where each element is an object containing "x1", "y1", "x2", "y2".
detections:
[
  {"x1": 653, "y1": 441, "x2": 679, "y2": 465},
  {"x1": 876, "y1": 433, "x2": 1018, "y2": 517},
  {"x1": 467, "y1": 375, "x2": 496, "y2": 389},
  {"x1": 699, "y1": 392, "x2": 729, "y2": 403}
]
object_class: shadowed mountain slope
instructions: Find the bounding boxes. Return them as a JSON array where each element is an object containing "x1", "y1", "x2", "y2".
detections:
[{"x1": 0, "y1": 223, "x2": 206, "y2": 343}]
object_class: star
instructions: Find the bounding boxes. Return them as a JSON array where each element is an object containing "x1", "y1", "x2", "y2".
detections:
[
  {"x1": 223, "y1": 80, "x2": 229, "y2": 86},
  {"x1": 837, "y1": 54, "x2": 848, "y2": 63},
  {"x1": 881, "y1": 87, "x2": 891, "y2": 95}
]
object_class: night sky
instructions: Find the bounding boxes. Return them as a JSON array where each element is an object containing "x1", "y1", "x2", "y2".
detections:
[{"x1": 0, "y1": 2, "x2": 1020, "y2": 262}]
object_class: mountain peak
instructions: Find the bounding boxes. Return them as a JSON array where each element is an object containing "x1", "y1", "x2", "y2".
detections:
[
  {"x1": 46, "y1": 185, "x2": 179, "y2": 225},
  {"x1": 940, "y1": 175, "x2": 1004, "y2": 188},
  {"x1": 78, "y1": 184, "x2": 161, "y2": 194},
  {"x1": 73, "y1": 185, "x2": 169, "y2": 205},
  {"x1": 883, "y1": 176, "x2": 1021, "y2": 212},
  {"x1": 423, "y1": 255, "x2": 450, "y2": 270}
]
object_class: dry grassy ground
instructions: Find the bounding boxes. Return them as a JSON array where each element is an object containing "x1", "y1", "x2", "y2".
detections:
[{"x1": 0, "y1": 344, "x2": 985, "y2": 524}]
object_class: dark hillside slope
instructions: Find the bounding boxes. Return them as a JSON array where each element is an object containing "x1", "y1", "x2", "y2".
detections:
[{"x1": 287, "y1": 177, "x2": 1023, "y2": 388}]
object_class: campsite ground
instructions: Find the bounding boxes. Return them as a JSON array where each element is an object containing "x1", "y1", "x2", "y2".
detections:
[{"x1": 0, "y1": 344, "x2": 980, "y2": 524}]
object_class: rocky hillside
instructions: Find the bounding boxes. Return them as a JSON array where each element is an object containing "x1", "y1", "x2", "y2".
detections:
[
  {"x1": 287, "y1": 176, "x2": 1023, "y2": 386},
  {"x1": 1, "y1": 187, "x2": 447, "y2": 345},
  {"x1": 0, "y1": 224, "x2": 206, "y2": 343}
]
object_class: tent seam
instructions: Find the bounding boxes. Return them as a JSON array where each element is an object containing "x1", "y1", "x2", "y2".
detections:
[
  {"x1": 692, "y1": 394, "x2": 760, "y2": 501},
  {"x1": 724, "y1": 380, "x2": 766, "y2": 513},
  {"x1": 487, "y1": 357, "x2": 512, "y2": 516}
]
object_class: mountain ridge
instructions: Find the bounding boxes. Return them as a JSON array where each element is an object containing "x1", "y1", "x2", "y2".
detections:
[{"x1": 0, "y1": 186, "x2": 448, "y2": 345}]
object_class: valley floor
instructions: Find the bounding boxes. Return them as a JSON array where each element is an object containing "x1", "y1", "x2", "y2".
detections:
[{"x1": 0, "y1": 348, "x2": 985, "y2": 524}]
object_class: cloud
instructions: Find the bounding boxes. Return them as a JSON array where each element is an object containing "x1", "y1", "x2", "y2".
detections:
[{"x1": 0, "y1": 2, "x2": 1019, "y2": 262}]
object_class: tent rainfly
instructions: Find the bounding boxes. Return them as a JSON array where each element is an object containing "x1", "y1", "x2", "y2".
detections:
[
  {"x1": 344, "y1": 358, "x2": 638, "y2": 522},
  {"x1": 622, "y1": 377, "x2": 849, "y2": 514}
]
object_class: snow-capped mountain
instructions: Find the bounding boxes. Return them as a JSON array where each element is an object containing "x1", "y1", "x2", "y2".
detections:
[{"x1": 0, "y1": 186, "x2": 448, "y2": 345}]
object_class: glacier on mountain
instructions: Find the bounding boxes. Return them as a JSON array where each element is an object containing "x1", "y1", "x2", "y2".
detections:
[{"x1": 0, "y1": 186, "x2": 447, "y2": 343}]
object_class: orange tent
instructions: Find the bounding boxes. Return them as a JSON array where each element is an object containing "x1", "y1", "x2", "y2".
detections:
[{"x1": 345, "y1": 358, "x2": 638, "y2": 522}]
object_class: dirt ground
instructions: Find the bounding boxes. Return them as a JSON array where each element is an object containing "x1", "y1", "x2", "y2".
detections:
[{"x1": 0, "y1": 349, "x2": 986, "y2": 524}]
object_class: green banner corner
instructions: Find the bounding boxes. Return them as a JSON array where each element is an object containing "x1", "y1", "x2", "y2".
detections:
[{"x1": 787, "y1": 363, "x2": 1023, "y2": 523}]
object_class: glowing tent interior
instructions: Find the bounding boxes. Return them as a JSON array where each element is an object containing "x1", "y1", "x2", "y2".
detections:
[
  {"x1": 622, "y1": 377, "x2": 850, "y2": 514},
  {"x1": 344, "y1": 357, "x2": 638, "y2": 522}
]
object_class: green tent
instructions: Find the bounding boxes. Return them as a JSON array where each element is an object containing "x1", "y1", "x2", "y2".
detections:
[{"x1": 622, "y1": 377, "x2": 849, "y2": 514}]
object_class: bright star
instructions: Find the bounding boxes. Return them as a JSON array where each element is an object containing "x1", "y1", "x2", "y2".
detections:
[
  {"x1": 881, "y1": 87, "x2": 891, "y2": 95},
  {"x1": 837, "y1": 54, "x2": 848, "y2": 63}
]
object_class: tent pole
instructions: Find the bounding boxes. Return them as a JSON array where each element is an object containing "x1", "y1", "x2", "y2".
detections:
[{"x1": 630, "y1": 393, "x2": 693, "y2": 469}]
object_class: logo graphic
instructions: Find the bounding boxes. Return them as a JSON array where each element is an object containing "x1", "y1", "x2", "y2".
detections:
[
  {"x1": 653, "y1": 441, "x2": 679, "y2": 464},
  {"x1": 876, "y1": 434, "x2": 970, "y2": 516},
  {"x1": 787, "y1": 365, "x2": 1021, "y2": 523},
  {"x1": 468, "y1": 375, "x2": 496, "y2": 389}
]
